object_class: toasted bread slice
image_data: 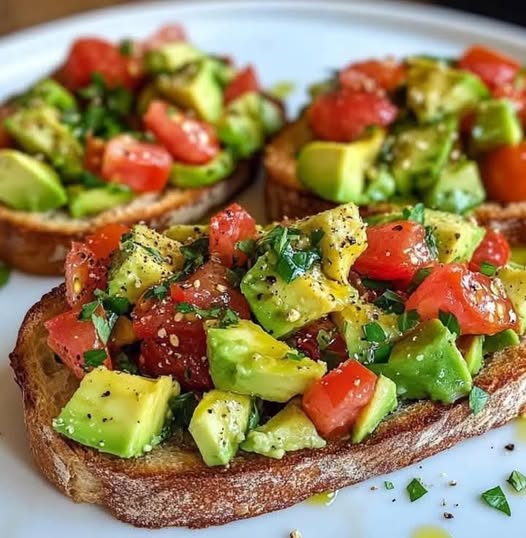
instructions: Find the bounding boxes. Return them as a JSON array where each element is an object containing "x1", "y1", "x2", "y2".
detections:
[
  {"x1": 264, "y1": 119, "x2": 526, "y2": 238},
  {"x1": 0, "y1": 157, "x2": 257, "y2": 275},
  {"x1": 10, "y1": 284, "x2": 526, "y2": 528}
]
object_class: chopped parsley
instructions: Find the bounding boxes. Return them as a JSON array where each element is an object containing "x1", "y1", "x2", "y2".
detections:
[
  {"x1": 285, "y1": 351, "x2": 306, "y2": 361},
  {"x1": 180, "y1": 237, "x2": 209, "y2": 276},
  {"x1": 235, "y1": 238, "x2": 256, "y2": 256},
  {"x1": 361, "y1": 278, "x2": 386, "y2": 291},
  {"x1": 398, "y1": 310, "x2": 420, "y2": 332},
  {"x1": 170, "y1": 392, "x2": 199, "y2": 430},
  {"x1": 374, "y1": 290, "x2": 405, "y2": 314},
  {"x1": 424, "y1": 225, "x2": 439, "y2": 258},
  {"x1": 481, "y1": 486, "x2": 511, "y2": 516},
  {"x1": 363, "y1": 322, "x2": 387, "y2": 343},
  {"x1": 118, "y1": 39, "x2": 134, "y2": 57},
  {"x1": 370, "y1": 342, "x2": 393, "y2": 363},
  {"x1": 115, "y1": 352, "x2": 139, "y2": 374},
  {"x1": 438, "y1": 310, "x2": 460, "y2": 336},
  {"x1": 83, "y1": 349, "x2": 107, "y2": 369},
  {"x1": 317, "y1": 328, "x2": 335, "y2": 351},
  {"x1": 407, "y1": 267, "x2": 432, "y2": 293},
  {"x1": 92, "y1": 313, "x2": 112, "y2": 344},
  {"x1": 469, "y1": 386, "x2": 489, "y2": 415},
  {"x1": 406, "y1": 478, "x2": 428, "y2": 502},
  {"x1": 247, "y1": 399, "x2": 263, "y2": 430},
  {"x1": 402, "y1": 203, "x2": 425, "y2": 224},
  {"x1": 175, "y1": 302, "x2": 239, "y2": 328},
  {"x1": 507, "y1": 470, "x2": 526, "y2": 493},
  {"x1": 384, "y1": 481, "x2": 395, "y2": 490},
  {"x1": 480, "y1": 261, "x2": 497, "y2": 277}
]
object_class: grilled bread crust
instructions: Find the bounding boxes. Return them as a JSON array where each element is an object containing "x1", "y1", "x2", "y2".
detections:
[
  {"x1": 0, "y1": 157, "x2": 257, "y2": 275},
  {"x1": 10, "y1": 284, "x2": 526, "y2": 528}
]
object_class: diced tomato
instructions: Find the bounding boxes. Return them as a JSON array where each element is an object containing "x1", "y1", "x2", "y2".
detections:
[
  {"x1": 302, "y1": 359, "x2": 377, "y2": 439},
  {"x1": 469, "y1": 229, "x2": 510, "y2": 273},
  {"x1": 481, "y1": 141, "x2": 526, "y2": 203},
  {"x1": 101, "y1": 134, "x2": 172, "y2": 193},
  {"x1": 60, "y1": 38, "x2": 134, "y2": 90},
  {"x1": 64, "y1": 242, "x2": 107, "y2": 307},
  {"x1": 224, "y1": 65, "x2": 260, "y2": 104},
  {"x1": 307, "y1": 89, "x2": 398, "y2": 142},
  {"x1": 86, "y1": 223, "x2": 129, "y2": 259},
  {"x1": 339, "y1": 59, "x2": 406, "y2": 93},
  {"x1": 143, "y1": 100, "x2": 219, "y2": 165},
  {"x1": 84, "y1": 134, "x2": 106, "y2": 175},
  {"x1": 208, "y1": 203, "x2": 257, "y2": 267},
  {"x1": 45, "y1": 309, "x2": 110, "y2": 379},
  {"x1": 353, "y1": 220, "x2": 436, "y2": 282},
  {"x1": 458, "y1": 45, "x2": 520, "y2": 90},
  {"x1": 405, "y1": 263, "x2": 518, "y2": 336},
  {"x1": 141, "y1": 24, "x2": 187, "y2": 52}
]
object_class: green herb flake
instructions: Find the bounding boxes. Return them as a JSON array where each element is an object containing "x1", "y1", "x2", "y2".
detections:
[
  {"x1": 480, "y1": 261, "x2": 497, "y2": 277},
  {"x1": 170, "y1": 392, "x2": 199, "y2": 430},
  {"x1": 285, "y1": 351, "x2": 306, "y2": 361},
  {"x1": 83, "y1": 349, "x2": 107, "y2": 369},
  {"x1": 92, "y1": 313, "x2": 112, "y2": 345},
  {"x1": 469, "y1": 386, "x2": 489, "y2": 415},
  {"x1": 481, "y1": 486, "x2": 511, "y2": 516},
  {"x1": 176, "y1": 302, "x2": 194, "y2": 314},
  {"x1": 406, "y1": 478, "x2": 428, "y2": 502},
  {"x1": 103, "y1": 295, "x2": 131, "y2": 315},
  {"x1": 408, "y1": 267, "x2": 432, "y2": 293},
  {"x1": 144, "y1": 284, "x2": 169, "y2": 300},
  {"x1": 317, "y1": 329, "x2": 334, "y2": 351},
  {"x1": 361, "y1": 278, "x2": 385, "y2": 291},
  {"x1": 247, "y1": 398, "x2": 262, "y2": 430},
  {"x1": 0, "y1": 262, "x2": 10, "y2": 288},
  {"x1": 398, "y1": 310, "x2": 420, "y2": 332},
  {"x1": 363, "y1": 322, "x2": 387, "y2": 343},
  {"x1": 384, "y1": 481, "x2": 395, "y2": 490},
  {"x1": 374, "y1": 290, "x2": 405, "y2": 315},
  {"x1": 402, "y1": 203, "x2": 425, "y2": 225},
  {"x1": 115, "y1": 352, "x2": 138, "y2": 374},
  {"x1": 373, "y1": 342, "x2": 393, "y2": 363},
  {"x1": 78, "y1": 300, "x2": 99, "y2": 321},
  {"x1": 439, "y1": 310, "x2": 460, "y2": 336},
  {"x1": 235, "y1": 239, "x2": 256, "y2": 256},
  {"x1": 425, "y1": 226, "x2": 438, "y2": 259},
  {"x1": 507, "y1": 470, "x2": 526, "y2": 492},
  {"x1": 119, "y1": 39, "x2": 134, "y2": 57}
]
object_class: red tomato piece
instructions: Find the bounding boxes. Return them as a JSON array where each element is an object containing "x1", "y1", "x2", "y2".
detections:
[
  {"x1": 208, "y1": 203, "x2": 257, "y2": 267},
  {"x1": 143, "y1": 100, "x2": 219, "y2": 165},
  {"x1": 224, "y1": 65, "x2": 260, "y2": 104},
  {"x1": 141, "y1": 24, "x2": 187, "y2": 52},
  {"x1": 481, "y1": 141, "x2": 526, "y2": 203},
  {"x1": 469, "y1": 229, "x2": 510, "y2": 273},
  {"x1": 84, "y1": 134, "x2": 106, "y2": 175},
  {"x1": 405, "y1": 263, "x2": 518, "y2": 336},
  {"x1": 302, "y1": 359, "x2": 377, "y2": 439},
  {"x1": 458, "y1": 45, "x2": 520, "y2": 90},
  {"x1": 60, "y1": 38, "x2": 133, "y2": 90},
  {"x1": 308, "y1": 89, "x2": 398, "y2": 142},
  {"x1": 339, "y1": 59, "x2": 406, "y2": 92},
  {"x1": 353, "y1": 220, "x2": 436, "y2": 282},
  {"x1": 64, "y1": 242, "x2": 107, "y2": 307},
  {"x1": 86, "y1": 223, "x2": 129, "y2": 259},
  {"x1": 45, "y1": 309, "x2": 110, "y2": 379},
  {"x1": 101, "y1": 134, "x2": 172, "y2": 193}
]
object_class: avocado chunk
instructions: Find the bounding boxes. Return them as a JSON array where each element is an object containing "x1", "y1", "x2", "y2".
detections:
[
  {"x1": 188, "y1": 389, "x2": 251, "y2": 466},
  {"x1": 156, "y1": 60, "x2": 223, "y2": 123},
  {"x1": 370, "y1": 319, "x2": 472, "y2": 404},
  {"x1": 458, "y1": 334, "x2": 484, "y2": 375},
  {"x1": 422, "y1": 160, "x2": 485, "y2": 214},
  {"x1": 0, "y1": 149, "x2": 67, "y2": 211},
  {"x1": 144, "y1": 42, "x2": 203, "y2": 73},
  {"x1": 170, "y1": 150, "x2": 234, "y2": 188},
  {"x1": 390, "y1": 117, "x2": 456, "y2": 194},
  {"x1": 241, "y1": 398, "x2": 326, "y2": 458},
  {"x1": 21, "y1": 78, "x2": 76, "y2": 111},
  {"x1": 470, "y1": 99, "x2": 523, "y2": 153},
  {"x1": 241, "y1": 252, "x2": 351, "y2": 337},
  {"x1": 207, "y1": 320, "x2": 327, "y2": 402},
  {"x1": 351, "y1": 375, "x2": 397, "y2": 443},
  {"x1": 297, "y1": 203, "x2": 367, "y2": 283},
  {"x1": 67, "y1": 185, "x2": 134, "y2": 218},
  {"x1": 424, "y1": 208, "x2": 485, "y2": 263},
  {"x1": 4, "y1": 106, "x2": 83, "y2": 178},
  {"x1": 496, "y1": 263, "x2": 526, "y2": 333},
  {"x1": 164, "y1": 224, "x2": 209, "y2": 243},
  {"x1": 483, "y1": 329, "x2": 520, "y2": 354},
  {"x1": 108, "y1": 224, "x2": 183, "y2": 303},
  {"x1": 332, "y1": 300, "x2": 399, "y2": 361},
  {"x1": 297, "y1": 128, "x2": 385, "y2": 203},
  {"x1": 363, "y1": 164, "x2": 397, "y2": 203},
  {"x1": 53, "y1": 367, "x2": 177, "y2": 458},
  {"x1": 406, "y1": 58, "x2": 489, "y2": 123}
]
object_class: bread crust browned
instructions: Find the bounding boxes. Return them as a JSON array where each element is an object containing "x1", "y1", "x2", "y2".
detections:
[
  {"x1": 0, "y1": 157, "x2": 257, "y2": 275},
  {"x1": 264, "y1": 119, "x2": 526, "y2": 240},
  {"x1": 10, "y1": 284, "x2": 526, "y2": 528}
]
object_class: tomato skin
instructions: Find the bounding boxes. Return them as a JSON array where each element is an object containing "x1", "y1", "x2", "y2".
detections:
[
  {"x1": 224, "y1": 65, "x2": 260, "y2": 104},
  {"x1": 302, "y1": 359, "x2": 377, "y2": 439},
  {"x1": 406, "y1": 263, "x2": 518, "y2": 336},
  {"x1": 101, "y1": 134, "x2": 172, "y2": 193},
  {"x1": 143, "y1": 100, "x2": 219, "y2": 165},
  {"x1": 353, "y1": 220, "x2": 436, "y2": 282},
  {"x1": 208, "y1": 203, "x2": 257, "y2": 267},
  {"x1": 84, "y1": 134, "x2": 106, "y2": 175},
  {"x1": 458, "y1": 45, "x2": 520, "y2": 90},
  {"x1": 308, "y1": 89, "x2": 398, "y2": 142},
  {"x1": 61, "y1": 38, "x2": 133, "y2": 90},
  {"x1": 339, "y1": 59, "x2": 406, "y2": 92},
  {"x1": 45, "y1": 309, "x2": 110, "y2": 379},
  {"x1": 481, "y1": 142, "x2": 526, "y2": 203},
  {"x1": 86, "y1": 223, "x2": 129, "y2": 259},
  {"x1": 469, "y1": 230, "x2": 510, "y2": 273}
]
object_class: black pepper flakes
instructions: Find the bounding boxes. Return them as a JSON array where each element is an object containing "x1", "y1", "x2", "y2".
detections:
[{"x1": 443, "y1": 512, "x2": 454, "y2": 520}]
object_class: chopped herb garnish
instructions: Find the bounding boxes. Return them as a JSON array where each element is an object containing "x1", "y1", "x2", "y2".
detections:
[
  {"x1": 180, "y1": 237, "x2": 209, "y2": 276},
  {"x1": 0, "y1": 262, "x2": 10, "y2": 288},
  {"x1": 247, "y1": 399, "x2": 263, "y2": 430},
  {"x1": 103, "y1": 295, "x2": 131, "y2": 315},
  {"x1": 317, "y1": 329, "x2": 334, "y2": 351},
  {"x1": 176, "y1": 302, "x2": 194, "y2": 314},
  {"x1": 439, "y1": 310, "x2": 460, "y2": 336},
  {"x1": 218, "y1": 308, "x2": 240, "y2": 328},
  {"x1": 78, "y1": 300, "x2": 99, "y2": 321},
  {"x1": 83, "y1": 349, "x2": 107, "y2": 369},
  {"x1": 92, "y1": 313, "x2": 112, "y2": 345},
  {"x1": 507, "y1": 470, "x2": 526, "y2": 492},
  {"x1": 309, "y1": 228, "x2": 325, "y2": 247},
  {"x1": 384, "y1": 481, "x2": 395, "y2": 490},
  {"x1": 407, "y1": 267, "x2": 432, "y2": 293},
  {"x1": 425, "y1": 226, "x2": 439, "y2": 258},
  {"x1": 402, "y1": 203, "x2": 425, "y2": 225},
  {"x1": 226, "y1": 267, "x2": 245, "y2": 288},
  {"x1": 374, "y1": 290, "x2": 405, "y2": 314},
  {"x1": 406, "y1": 478, "x2": 428, "y2": 502},
  {"x1": 78, "y1": 170, "x2": 106, "y2": 188},
  {"x1": 363, "y1": 322, "x2": 387, "y2": 343},
  {"x1": 119, "y1": 39, "x2": 134, "y2": 57},
  {"x1": 373, "y1": 342, "x2": 393, "y2": 363},
  {"x1": 144, "y1": 284, "x2": 170, "y2": 300},
  {"x1": 115, "y1": 352, "x2": 139, "y2": 374},
  {"x1": 275, "y1": 246, "x2": 321, "y2": 283},
  {"x1": 398, "y1": 310, "x2": 420, "y2": 332},
  {"x1": 235, "y1": 239, "x2": 256, "y2": 256},
  {"x1": 480, "y1": 261, "x2": 497, "y2": 277},
  {"x1": 285, "y1": 351, "x2": 306, "y2": 361},
  {"x1": 481, "y1": 486, "x2": 511, "y2": 516},
  {"x1": 469, "y1": 386, "x2": 489, "y2": 415},
  {"x1": 361, "y1": 278, "x2": 386, "y2": 291},
  {"x1": 170, "y1": 392, "x2": 199, "y2": 430},
  {"x1": 175, "y1": 302, "x2": 239, "y2": 328}
]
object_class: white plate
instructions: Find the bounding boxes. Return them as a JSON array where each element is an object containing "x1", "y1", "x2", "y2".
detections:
[{"x1": 1, "y1": 1, "x2": 526, "y2": 537}]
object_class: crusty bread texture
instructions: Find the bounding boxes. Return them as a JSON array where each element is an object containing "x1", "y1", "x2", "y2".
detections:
[
  {"x1": 10, "y1": 284, "x2": 526, "y2": 528},
  {"x1": 0, "y1": 157, "x2": 257, "y2": 275}
]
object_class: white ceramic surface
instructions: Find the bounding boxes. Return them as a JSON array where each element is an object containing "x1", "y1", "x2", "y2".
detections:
[{"x1": 0, "y1": 2, "x2": 525, "y2": 537}]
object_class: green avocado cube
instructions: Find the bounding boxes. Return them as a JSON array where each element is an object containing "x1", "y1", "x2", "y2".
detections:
[
  {"x1": 67, "y1": 185, "x2": 134, "y2": 218},
  {"x1": 457, "y1": 334, "x2": 484, "y2": 375},
  {"x1": 207, "y1": 320, "x2": 326, "y2": 402},
  {"x1": 188, "y1": 389, "x2": 252, "y2": 466},
  {"x1": 170, "y1": 150, "x2": 234, "y2": 188},
  {"x1": 483, "y1": 329, "x2": 520, "y2": 354},
  {"x1": 53, "y1": 368, "x2": 177, "y2": 458},
  {"x1": 370, "y1": 319, "x2": 472, "y2": 404},
  {"x1": 144, "y1": 42, "x2": 203, "y2": 73},
  {"x1": 0, "y1": 149, "x2": 67, "y2": 211},
  {"x1": 163, "y1": 224, "x2": 208, "y2": 243},
  {"x1": 21, "y1": 78, "x2": 76, "y2": 111},
  {"x1": 496, "y1": 264, "x2": 526, "y2": 334},
  {"x1": 241, "y1": 398, "x2": 326, "y2": 458}
]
